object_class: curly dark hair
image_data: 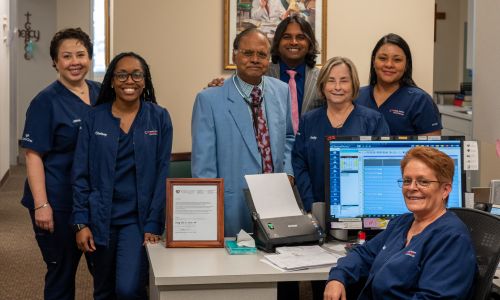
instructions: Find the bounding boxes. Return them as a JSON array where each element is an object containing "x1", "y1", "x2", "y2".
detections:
[
  {"x1": 369, "y1": 33, "x2": 416, "y2": 87},
  {"x1": 271, "y1": 15, "x2": 319, "y2": 68},
  {"x1": 96, "y1": 52, "x2": 157, "y2": 105},
  {"x1": 50, "y1": 28, "x2": 93, "y2": 69}
]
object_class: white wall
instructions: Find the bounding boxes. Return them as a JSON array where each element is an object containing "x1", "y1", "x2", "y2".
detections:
[
  {"x1": 112, "y1": 0, "x2": 435, "y2": 152},
  {"x1": 472, "y1": 0, "x2": 500, "y2": 185},
  {"x1": 0, "y1": 0, "x2": 10, "y2": 179}
]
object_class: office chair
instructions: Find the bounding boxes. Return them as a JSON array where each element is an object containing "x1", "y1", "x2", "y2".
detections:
[
  {"x1": 168, "y1": 152, "x2": 191, "y2": 178},
  {"x1": 449, "y1": 207, "x2": 500, "y2": 300}
]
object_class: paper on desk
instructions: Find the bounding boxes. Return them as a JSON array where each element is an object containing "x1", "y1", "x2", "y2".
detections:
[
  {"x1": 245, "y1": 173, "x2": 302, "y2": 219},
  {"x1": 264, "y1": 245, "x2": 340, "y2": 271},
  {"x1": 464, "y1": 141, "x2": 479, "y2": 170}
]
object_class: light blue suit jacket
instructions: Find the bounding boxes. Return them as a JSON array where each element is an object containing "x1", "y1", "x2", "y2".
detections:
[{"x1": 191, "y1": 76, "x2": 295, "y2": 237}]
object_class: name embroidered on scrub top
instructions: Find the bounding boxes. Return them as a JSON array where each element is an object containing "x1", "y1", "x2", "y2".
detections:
[
  {"x1": 404, "y1": 250, "x2": 416, "y2": 258},
  {"x1": 309, "y1": 136, "x2": 317, "y2": 140},
  {"x1": 94, "y1": 131, "x2": 108, "y2": 137},
  {"x1": 72, "y1": 119, "x2": 81, "y2": 123},
  {"x1": 389, "y1": 109, "x2": 405, "y2": 116},
  {"x1": 144, "y1": 130, "x2": 158, "y2": 136}
]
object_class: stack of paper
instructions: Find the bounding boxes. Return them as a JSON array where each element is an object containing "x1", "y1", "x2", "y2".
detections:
[{"x1": 263, "y1": 245, "x2": 341, "y2": 271}]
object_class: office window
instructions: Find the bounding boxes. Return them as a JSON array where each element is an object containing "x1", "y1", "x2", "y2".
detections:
[{"x1": 92, "y1": 0, "x2": 106, "y2": 81}]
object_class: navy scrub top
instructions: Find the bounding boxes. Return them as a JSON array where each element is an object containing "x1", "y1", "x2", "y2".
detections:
[
  {"x1": 111, "y1": 109, "x2": 140, "y2": 226},
  {"x1": 292, "y1": 104, "x2": 390, "y2": 211},
  {"x1": 328, "y1": 212, "x2": 477, "y2": 299},
  {"x1": 355, "y1": 85, "x2": 442, "y2": 135},
  {"x1": 20, "y1": 80, "x2": 100, "y2": 211}
]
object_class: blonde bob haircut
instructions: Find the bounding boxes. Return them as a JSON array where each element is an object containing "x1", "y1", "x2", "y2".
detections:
[{"x1": 316, "y1": 56, "x2": 360, "y2": 103}]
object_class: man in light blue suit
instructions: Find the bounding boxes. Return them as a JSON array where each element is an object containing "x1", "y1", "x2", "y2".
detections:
[{"x1": 191, "y1": 28, "x2": 295, "y2": 237}]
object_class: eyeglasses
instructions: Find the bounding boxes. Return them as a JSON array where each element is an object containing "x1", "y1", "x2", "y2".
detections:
[
  {"x1": 114, "y1": 71, "x2": 144, "y2": 82},
  {"x1": 397, "y1": 178, "x2": 441, "y2": 188},
  {"x1": 235, "y1": 49, "x2": 269, "y2": 60}
]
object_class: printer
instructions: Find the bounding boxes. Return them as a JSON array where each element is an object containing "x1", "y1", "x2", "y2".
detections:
[{"x1": 244, "y1": 173, "x2": 325, "y2": 252}]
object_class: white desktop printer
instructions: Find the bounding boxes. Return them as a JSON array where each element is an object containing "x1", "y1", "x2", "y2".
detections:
[{"x1": 244, "y1": 173, "x2": 325, "y2": 252}]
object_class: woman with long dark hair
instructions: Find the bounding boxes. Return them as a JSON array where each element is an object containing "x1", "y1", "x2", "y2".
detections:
[
  {"x1": 72, "y1": 52, "x2": 173, "y2": 299},
  {"x1": 356, "y1": 33, "x2": 442, "y2": 136}
]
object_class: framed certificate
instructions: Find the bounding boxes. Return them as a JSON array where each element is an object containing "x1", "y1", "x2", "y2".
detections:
[{"x1": 166, "y1": 178, "x2": 224, "y2": 247}]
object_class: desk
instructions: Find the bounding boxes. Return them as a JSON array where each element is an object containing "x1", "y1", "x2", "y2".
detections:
[{"x1": 146, "y1": 243, "x2": 332, "y2": 300}]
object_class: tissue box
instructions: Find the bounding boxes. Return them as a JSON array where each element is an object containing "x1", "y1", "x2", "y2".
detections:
[{"x1": 224, "y1": 240, "x2": 257, "y2": 255}]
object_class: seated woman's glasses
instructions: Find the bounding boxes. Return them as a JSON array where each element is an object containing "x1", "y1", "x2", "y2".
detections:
[{"x1": 397, "y1": 178, "x2": 441, "y2": 188}]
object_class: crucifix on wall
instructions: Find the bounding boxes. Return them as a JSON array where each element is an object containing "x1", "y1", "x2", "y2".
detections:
[{"x1": 435, "y1": 4, "x2": 446, "y2": 42}]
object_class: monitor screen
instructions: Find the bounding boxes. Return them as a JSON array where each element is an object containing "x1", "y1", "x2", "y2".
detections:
[{"x1": 325, "y1": 136, "x2": 465, "y2": 230}]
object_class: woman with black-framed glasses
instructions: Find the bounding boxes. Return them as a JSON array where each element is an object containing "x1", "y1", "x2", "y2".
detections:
[
  {"x1": 324, "y1": 147, "x2": 477, "y2": 300},
  {"x1": 72, "y1": 52, "x2": 173, "y2": 299}
]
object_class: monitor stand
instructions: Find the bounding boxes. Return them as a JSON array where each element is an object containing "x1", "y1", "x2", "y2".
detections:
[{"x1": 330, "y1": 229, "x2": 348, "y2": 241}]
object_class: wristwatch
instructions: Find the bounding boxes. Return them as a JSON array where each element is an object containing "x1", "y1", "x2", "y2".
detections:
[{"x1": 73, "y1": 224, "x2": 87, "y2": 233}]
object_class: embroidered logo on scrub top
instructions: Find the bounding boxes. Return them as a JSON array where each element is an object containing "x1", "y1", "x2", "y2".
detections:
[
  {"x1": 389, "y1": 109, "x2": 405, "y2": 116},
  {"x1": 21, "y1": 134, "x2": 33, "y2": 143},
  {"x1": 94, "y1": 131, "x2": 108, "y2": 137},
  {"x1": 404, "y1": 250, "x2": 416, "y2": 258},
  {"x1": 144, "y1": 130, "x2": 158, "y2": 136},
  {"x1": 72, "y1": 119, "x2": 81, "y2": 123},
  {"x1": 309, "y1": 136, "x2": 317, "y2": 140}
]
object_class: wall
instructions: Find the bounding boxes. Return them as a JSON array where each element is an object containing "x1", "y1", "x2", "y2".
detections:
[
  {"x1": 433, "y1": 0, "x2": 466, "y2": 92},
  {"x1": 56, "y1": 0, "x2": 91, "y2": 33},
  {"x1": 112, "y1": 0, "x2": 435, "y2": 153},
  {"x1": 16, "y1": 0, "x2": 57, "y2": 148},
  {"x1": 473, "y1": 0, "x2": 500, "y2": 185},
  {"x1": 0, "y1": 0, "x2": 10, "y2": 179}
]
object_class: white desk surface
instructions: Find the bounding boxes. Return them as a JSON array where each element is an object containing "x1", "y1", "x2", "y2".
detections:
[{"x1": 146, "y1": 243, "x2": 332, "y2": 286}]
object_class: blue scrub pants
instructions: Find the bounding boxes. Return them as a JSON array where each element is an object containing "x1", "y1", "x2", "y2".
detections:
[
  {"x1": 29, "y1": 209, "x2": 92, "y2": 300},
  {"x1": 91, "y1": 222, "x2": 148, "y2": 300}
]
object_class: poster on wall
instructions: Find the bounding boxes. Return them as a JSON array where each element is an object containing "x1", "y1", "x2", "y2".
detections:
[{"x1": 224, "y1": 0, "x2": 326, "y2": 69}]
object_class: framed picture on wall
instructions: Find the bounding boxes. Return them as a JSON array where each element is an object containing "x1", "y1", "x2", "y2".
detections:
[{"x1": 224, "y1": 0, "x2": 327, "y2": 70}]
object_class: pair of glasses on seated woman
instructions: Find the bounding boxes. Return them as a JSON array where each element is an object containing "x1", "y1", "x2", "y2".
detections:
[{"x1": 397, "y1": 178, "x2": 442, "y2": 188}]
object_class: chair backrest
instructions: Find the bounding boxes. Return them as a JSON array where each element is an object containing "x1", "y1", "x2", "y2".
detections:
[
  {"x1": 168, "y1": 152, "x2": 191, "y2": 178},
  {"x1": 449, "y1": 207, "x2": 500, "y2": 300}
]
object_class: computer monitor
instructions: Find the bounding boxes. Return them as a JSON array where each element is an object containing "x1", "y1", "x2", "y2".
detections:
[{"x1": 325, "y1": 136, "x2": 465, "y2": 232}]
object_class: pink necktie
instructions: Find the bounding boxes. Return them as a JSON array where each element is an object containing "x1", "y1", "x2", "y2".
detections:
[
  {"x1": 250, "y1": 86, "x2": 274, "y2": 173},
  {"x1": 286, "y1": 70, "x2": 299, "y2": 134}
]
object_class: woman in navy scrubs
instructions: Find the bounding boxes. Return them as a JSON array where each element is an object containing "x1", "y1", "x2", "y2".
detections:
[
  {"x1": 72, "y1": 52, "x2": 173, "y2": 299},
  {"x1": 324, "y1": 147, "x2": 476, "y2": 299},
  {"x1": 20, "y1": 28, "x2": 99, "y2": 300},
  {"x1": 292, "y1": 56, "x2": 389, "y2": 213},
  {"x1": 355, "y1": 33, "x2": 442, "y2": 136}
]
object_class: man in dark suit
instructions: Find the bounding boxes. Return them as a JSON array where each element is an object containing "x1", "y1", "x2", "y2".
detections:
[{"x1": 267, "y1": 15, "x2": 321, "y2": 115}]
